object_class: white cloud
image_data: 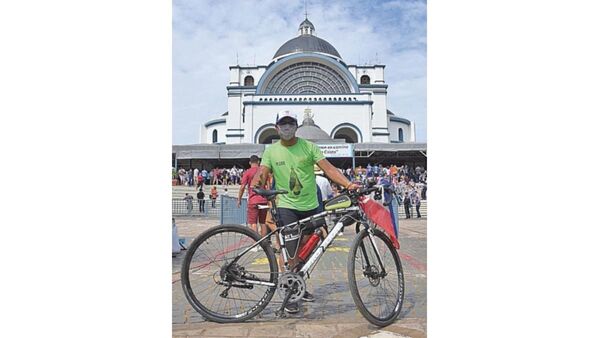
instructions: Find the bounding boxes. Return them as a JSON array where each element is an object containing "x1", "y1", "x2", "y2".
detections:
[{"x1": 173, "y1": 0, "x2": 427, "y2": 143}]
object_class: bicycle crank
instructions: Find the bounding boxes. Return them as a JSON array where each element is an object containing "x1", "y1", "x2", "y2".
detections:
[{"x1": 276, "y1": 272, "x2": 306, "y2": 304}]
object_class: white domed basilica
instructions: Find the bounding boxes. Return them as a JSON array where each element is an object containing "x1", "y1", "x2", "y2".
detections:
[{"x1": 201, "y1": 19, "x2": 415, "y2": 145}]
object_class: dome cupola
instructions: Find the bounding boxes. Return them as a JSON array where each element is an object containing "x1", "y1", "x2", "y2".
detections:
[
  {"x1": 298, "y1": 18, "x2": 315, "y2": 35},
  {"x1": 273, "y1": 19, "x2": 342, "y2": 60}
]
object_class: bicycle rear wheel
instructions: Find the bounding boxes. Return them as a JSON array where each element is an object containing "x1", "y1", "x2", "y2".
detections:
[
  {"x1": 181, "y1": 224, "x2": 278, "y2": 323},
  {"x1": 347, "y1": 228, "x2": 404, "y2": 326}
]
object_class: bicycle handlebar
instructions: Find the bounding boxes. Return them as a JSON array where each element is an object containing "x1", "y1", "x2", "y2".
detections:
[{"x1": 341, "y1": 184, "x2": 395, "y2": 197}]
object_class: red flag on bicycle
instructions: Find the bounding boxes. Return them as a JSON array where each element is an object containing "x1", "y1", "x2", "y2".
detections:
[{"x1": 358, "y1": 195, "x2": 400, "y2": 249}]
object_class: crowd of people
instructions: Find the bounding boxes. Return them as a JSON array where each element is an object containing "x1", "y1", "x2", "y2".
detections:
[
  {"x1": 174, "y1": 162, "x2": 426, "y2": 218},
  {"x1": 173, "y1": 166, "x2": 245, "y2": 189},
  {"x1": 173, "y1": 164, "x2": 425, "y2": 192},
  {"x1": 345, "y1": 163, "x2": 427, "y2": 218}
]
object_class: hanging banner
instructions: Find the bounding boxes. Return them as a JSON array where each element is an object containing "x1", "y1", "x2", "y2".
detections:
[
  {"x1": 318, "y1": 144, "x2": 354, "y2": 158},
  {"x1": 265, "y1": 143, "x2": 353, "y2": 158}
]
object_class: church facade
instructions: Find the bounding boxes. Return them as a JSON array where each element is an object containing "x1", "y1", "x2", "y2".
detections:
[{"x1": 200, "y1": 19, "x2": 415, "y2": 145}]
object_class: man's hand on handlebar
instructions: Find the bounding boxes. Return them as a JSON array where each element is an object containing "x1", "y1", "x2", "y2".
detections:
[{"x1": 346, "y1": 182, "x2": 360, "y2": 191}]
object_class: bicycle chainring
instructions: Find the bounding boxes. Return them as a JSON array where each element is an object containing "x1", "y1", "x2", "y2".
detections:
[{"x1": 276, "y1": 272, "x2": 306, "y2": 303}]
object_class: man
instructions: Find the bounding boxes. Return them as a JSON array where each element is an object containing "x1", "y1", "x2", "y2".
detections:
[
  {"x1": 196, "y1": 172, "x2": 204, "y2": 190},
  {"x1": 238, "y1": 155, "x2": 269, "y2": 238},
  {"x1": 178, "y1": 168, "x2": 186, "y2": 186},
  {"x1": 251, "y1": 110, "x2": 359, "y2": 314},
  {"x1": 201, "y1": 168, "x2": 208, "y2": 183},
  {"x1": 403, "y1": 191, "x2": 411, "y2": 219},
  {"x1": 231, "y1": 165, "x2": 239, "y2": 185},
  {"x1": 183, "y1": 193, "x2": 194, "y2": 215},
  {"x1": 210, "y1": 186, "x2": 218, "y2": 208},
  {"x1": 193, "y1": 167, "x2": 199, "y2": 187},
  {"x1": 196, "y1": 188, "x2": 205, "y2": 213},
  {"x1": 211, "y1": 167, "x2": 219, "y2": 185},
  {"x1": 411, "y1": 189, "x2": 421, "y2": 218}
]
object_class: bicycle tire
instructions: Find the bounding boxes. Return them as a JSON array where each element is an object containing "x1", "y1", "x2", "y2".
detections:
[
  {"x1": 181, "y1": 224, "x2": 278, "y2": 323},
  {"x1": 347, "y1": 228, "x2": 404, "y2": 326}
]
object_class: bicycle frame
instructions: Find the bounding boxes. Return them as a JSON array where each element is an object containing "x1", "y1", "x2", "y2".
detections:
[
  {"x1": 227, "y1": 184, "x2": 401, "y2": 289},
  {"x1": 229, "y1": 208, "x2": 348, "y2": 270},
  {"x1": 228, "y1": 203, "x2": 385, "y2": 287},
  {"x1": 183, "y1": 185, "x2": 404, "y2": 325}
]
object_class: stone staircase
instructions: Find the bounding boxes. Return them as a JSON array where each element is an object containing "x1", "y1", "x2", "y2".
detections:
[
  {"x1": 396, "y1": 199, "x2": 428, "y2": 218},
  {"x1": 172, "y1": 184, "x2": 242, "y2": 199}
]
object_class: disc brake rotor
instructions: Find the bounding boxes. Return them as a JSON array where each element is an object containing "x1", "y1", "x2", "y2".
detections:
[{"x1": 366, "y1": 265, "x2": 381, "y2": 287}]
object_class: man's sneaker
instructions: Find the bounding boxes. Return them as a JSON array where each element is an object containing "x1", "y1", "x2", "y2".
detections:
[
  {"x1": 284, "y1": 302, "x2": 299, "y2": 314},
  {"x1": 302, "y1": 290, "x2": 315, "y2": 302}
]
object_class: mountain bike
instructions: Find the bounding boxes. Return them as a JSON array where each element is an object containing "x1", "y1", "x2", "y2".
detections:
[{"x1": 181, "y1": 183, "x2": 404, "y2": 326}]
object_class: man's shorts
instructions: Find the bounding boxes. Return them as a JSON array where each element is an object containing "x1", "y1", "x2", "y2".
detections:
[
  {"x1": 247, "y1": 203, "x2": 267, "y2": 224},
  {"x1": 276, "y1": 207, "x2": 320, "y2": 228}
]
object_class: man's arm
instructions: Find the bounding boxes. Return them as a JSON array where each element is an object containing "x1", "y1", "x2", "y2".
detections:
[
  {"x1": 317, "y1": 159, "x2": 358, "y2": 190},
  {"x1": 250, "y1": 165, "x2": 271, "y2": 188}
]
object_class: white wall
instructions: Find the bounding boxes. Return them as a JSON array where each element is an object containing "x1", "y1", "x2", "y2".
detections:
[
  {"x1": 245, "y1": 98, "x2": 371, "y2": 144},
  {"x1": 229, "y1": 66, "x2": 267, "y2": 86},
  {"x1": 348, "y1": 65, "x2": 385, "y2": 84},
  {"x1": 388, "y1": 121, "x2": 412, "y2": 143},
  {"x1": 202, "y1": 63, "x2": 415, "y2": 145},
  {"x1": 204, "y1": 123, "x2": 227, "y2": 144}
]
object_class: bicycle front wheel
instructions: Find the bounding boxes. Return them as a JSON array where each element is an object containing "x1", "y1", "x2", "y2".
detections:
[
  {"x1": 181, "y1": 224, "x2": 278, "y2": 323},
  {"x1": 347, "y1": 228, "x2": 404, "y2": 326}
]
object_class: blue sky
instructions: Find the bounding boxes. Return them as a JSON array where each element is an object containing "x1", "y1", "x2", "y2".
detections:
[{"x1": 173, "y1": 0, "x2": 426, "y2": 144}]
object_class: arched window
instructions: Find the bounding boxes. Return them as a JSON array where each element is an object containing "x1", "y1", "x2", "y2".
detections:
[
  {"x1": 212, "y1": 130, "x2": 218, "y2": 143},
  {"x1": 263, "y1": 61, "x2": 352, "y2": 94},
  {"x1": 398, "y1": 128, "x2": 404, "y2": 142},
  {"x1": 360, "y1": 75, "x2": 370, "y2": 85},
  {"x1": 244, "y1": 75, "x2": 254, "y2": 86}
]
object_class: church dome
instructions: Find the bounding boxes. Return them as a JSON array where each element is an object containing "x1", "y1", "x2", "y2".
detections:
[{"x1": 273, "y1": 19, "x2": 341, "y2": 59}]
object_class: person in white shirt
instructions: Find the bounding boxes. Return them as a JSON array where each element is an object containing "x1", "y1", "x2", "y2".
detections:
[
  {"x1": 193, "y1": 168, "x2": 199, "y2": 186},
  {"x1": 313, "y1": 164, "x2": 333, "y2": 201},
  {"x1": 313, "y1": 165, "x2": 344, "y2": 236}
]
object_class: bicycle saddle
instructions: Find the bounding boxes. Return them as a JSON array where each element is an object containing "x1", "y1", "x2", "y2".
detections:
[{"x1": 252, "y1": 187, "x2": 288, "y2": 199}]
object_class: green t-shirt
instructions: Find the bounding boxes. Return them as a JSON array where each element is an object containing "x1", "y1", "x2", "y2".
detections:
[{"x1": 261, "y1": 137, "x2": 325, "y2": 211}]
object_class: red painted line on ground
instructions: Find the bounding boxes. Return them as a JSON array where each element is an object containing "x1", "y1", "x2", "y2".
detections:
[
  {"x1": 173, "y1": 237, "x2": 254, "y2": 284},
  {"x1": 398, "y1": 251, "x2": 427, "y2": 272}
]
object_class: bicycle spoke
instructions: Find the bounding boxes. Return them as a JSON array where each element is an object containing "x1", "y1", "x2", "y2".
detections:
[
  {"x1": 351, "y1": 231, "x2": 403, "y2": 322},
  {"x1": 182, "y1": 226, "x2": 277, "y2": 321}
]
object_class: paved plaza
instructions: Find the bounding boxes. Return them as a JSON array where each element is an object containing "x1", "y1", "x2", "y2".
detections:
[{"x1": 172, "y1": 216, "x2": 427, "y2": 338}]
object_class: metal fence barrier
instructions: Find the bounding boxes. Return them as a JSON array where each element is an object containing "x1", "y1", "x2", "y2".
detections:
[
  {"x1": 220, "y1": 196, "x2": 248, "y2": 224},
  {"x1": 172, "y1": 196, "x2": 426, "y2": 220},
  {"x1": 172, "y1": 197, "x2": 222, "y2": 217}
]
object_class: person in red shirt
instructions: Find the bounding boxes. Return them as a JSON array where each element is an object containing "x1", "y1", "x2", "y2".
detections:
[{"x1": 237, "y1": 155, "x2": 269, "y2": 237}]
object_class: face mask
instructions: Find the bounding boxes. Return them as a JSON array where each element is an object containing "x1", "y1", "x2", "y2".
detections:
[{"x1": 277, "y1": 124, "x2": 297, "y2": 141}]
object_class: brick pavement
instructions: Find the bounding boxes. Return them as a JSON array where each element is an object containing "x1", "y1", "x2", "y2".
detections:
[{"x1": 172, "y1": 216, "x2": 426, "y2": 337}]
